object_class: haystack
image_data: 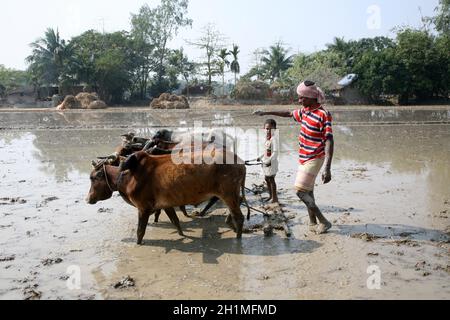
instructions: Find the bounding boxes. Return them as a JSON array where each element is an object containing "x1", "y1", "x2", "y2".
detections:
[
  {"x1": 56, "y1": 95, "x2": 81, "y2": 110},
  {"x1": 150, "y1": 93, "x2": 189, "y2": 109},
  {"x1": 56, "y1": 92, "x2": 107, "y2": 110},
  {"x1": 75, "y1": 92, "x2": 101, "y2": 109},
  {"x1": 87, "y1": 100, "x2": 107, "y2": 109}
]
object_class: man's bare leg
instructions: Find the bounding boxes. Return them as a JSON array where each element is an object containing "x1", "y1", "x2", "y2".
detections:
[{"x1": 297, "y1": 190, "x2": 331, "y2": 234}]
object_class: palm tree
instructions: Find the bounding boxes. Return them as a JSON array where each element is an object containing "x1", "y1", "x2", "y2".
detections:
[
  {"x1": 217, "y1": 48, "x2": 230, "y2": 96},
  {"x1": 229, "y1": 44, "x2": 240, "y2": 86},
  {"x1": 26, "y1": 28, "x2": 71, "y2": 94},
  {"x1": 326, "y1": 37, "x2": 349, "y2": 53},
  {"x1": 261, "y1": 42, "x2": 293, "y2": 83},
  {"x1": 326, "y1": 37, "x2": 354, "y2": 70}
]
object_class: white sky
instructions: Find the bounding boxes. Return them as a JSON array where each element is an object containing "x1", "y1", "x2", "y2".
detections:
[{"x1": 0, "y1": 0, "x2": 439, "y2": 75}]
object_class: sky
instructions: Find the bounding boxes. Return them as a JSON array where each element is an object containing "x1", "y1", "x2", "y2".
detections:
[{"x1": 0, "y1": 0, "x2": 440, "y2": 74}]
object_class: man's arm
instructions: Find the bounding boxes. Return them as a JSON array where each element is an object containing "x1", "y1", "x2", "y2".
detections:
[
  {"x1": 254, "y1": 110, "x2": 293, "y2": 118},
  {"x1": 322, "y1": 138, "x2": 334, "y2": 184}
]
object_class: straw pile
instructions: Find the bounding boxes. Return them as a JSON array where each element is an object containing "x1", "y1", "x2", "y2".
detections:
[{"x1": 150, "y1": 93, "x2": 189, "y2": 109}]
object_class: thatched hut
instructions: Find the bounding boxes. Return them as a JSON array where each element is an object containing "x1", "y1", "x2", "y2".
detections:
[{"x1": 234, "y1": 80, "x2": 270, "y2": 100}]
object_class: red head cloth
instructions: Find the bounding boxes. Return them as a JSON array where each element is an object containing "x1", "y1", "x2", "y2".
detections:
[{"x1": 297, "y1": 81, "x2": 326, "y2": 104}]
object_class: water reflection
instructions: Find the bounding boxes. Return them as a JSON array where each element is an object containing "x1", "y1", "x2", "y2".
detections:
[
  {"x1": 2, "y1": 124, "x2": 449, "y2": 185},
  {"x1": 1, "y1": 108, "x2": 449, "y2": 130}
]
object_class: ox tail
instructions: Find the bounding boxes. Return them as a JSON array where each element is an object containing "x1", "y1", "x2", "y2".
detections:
[{"x1": 241, "y1": 177, "x2": 251, "y2": 221}]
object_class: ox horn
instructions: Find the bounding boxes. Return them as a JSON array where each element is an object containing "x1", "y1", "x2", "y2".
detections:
[{"x1": 107, "y1": 153, "x2": 119, "y2": 164}]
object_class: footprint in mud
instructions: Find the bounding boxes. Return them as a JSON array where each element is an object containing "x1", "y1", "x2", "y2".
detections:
[
  {"x1": 0, "y1": 197, "x2": 27, "y2": 205},
  {"x1": 350, "y1": 233, "x2": 384, "y2": 242},
  {"x1": 23, "y1": 285, "x2": 41, "y2": 300},
  {"x1": 41, "y1": 258, "x2": 63, "y2": 266},
  {"x1": 39, "y1": 196, "x2": 59, "y2": 207},
  {"x1": 434, "y1": 265, "x2": 450, "y2": 274},
  {"x1": 392, "y1": 239, "x2": 421, "y2": 247},
  {"x1": 113, "y1": 276, "x2": 135, "y2": 289},
  {"x1": 0, "y1": 255, "x2": 16, "y2": 262}
]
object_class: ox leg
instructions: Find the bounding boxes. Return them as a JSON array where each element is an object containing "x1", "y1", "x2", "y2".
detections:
[
  {"x1": 164, "y1": 208, "x2": 184, "y2": 237},
  {"x1": 198, "y1": 197, "x2": 220, "y2": 217},
  {"x1": 225, "y1": 214, "x2": 236, "y2": 232},
  {"x1": 223, "y1": 197, "x2": 244, "y2": 239},
  {"x1": 179, "y1": 206, "x2": 190, "y2": 218},
  {"x1": 154, "y1": 210, "x2": 162, "y2": 223},
  {"x1": 137, "y1": 210, "x2": 151, "y2": 245}
]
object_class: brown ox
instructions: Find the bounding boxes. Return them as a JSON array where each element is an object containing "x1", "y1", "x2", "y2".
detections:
[
  {"x1": 87, "y1": 149, "x2": 249, "y2": 244},
  {"x1": 105, "y1": 140, "x2": 221, "y2": 221},
  {"x1": 109, "y1": 130, "x2": 224, "y2": 219}
]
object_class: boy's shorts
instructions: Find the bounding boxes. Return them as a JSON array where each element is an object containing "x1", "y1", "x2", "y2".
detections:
[{"x1": 294, "y1": 158, "x2": 325, "y2": 192}]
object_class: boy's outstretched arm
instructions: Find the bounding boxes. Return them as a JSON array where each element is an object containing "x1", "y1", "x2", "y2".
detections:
[{"x1": 254, "y1": 110, "x2": 293, "y2": 118}]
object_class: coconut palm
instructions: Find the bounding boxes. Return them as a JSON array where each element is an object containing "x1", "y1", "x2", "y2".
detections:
[
  {"x1": 217, "y1": 48, "x2": 230, "y2": 95},
  {"x1": 26, "y1": 28, "x2": 72, "y2": 93},
  {"x1": 229, "y1": 44, "x2": 240, "y2": 86},
  {"x1": 326, "y1": 37, "x2": 349, "y2": 53},
  {"x1": 261, "y1": 42, "x2": 293, "y2": 83}
]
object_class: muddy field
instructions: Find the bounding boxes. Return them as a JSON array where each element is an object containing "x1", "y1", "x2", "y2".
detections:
[{"x1": 0, "y1": 106, "x2": 449, "y2": 300}]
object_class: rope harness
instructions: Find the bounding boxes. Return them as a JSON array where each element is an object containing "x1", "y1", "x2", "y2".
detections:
[{"x1": 103, "y1": 164, "x2": 114, "y2": 193}]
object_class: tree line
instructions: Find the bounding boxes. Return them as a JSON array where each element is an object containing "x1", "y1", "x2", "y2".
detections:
[{"x1": 1, "y1": 0, "x2": 449, "y2": 105}]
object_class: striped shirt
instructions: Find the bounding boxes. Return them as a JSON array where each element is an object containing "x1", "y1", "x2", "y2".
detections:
[{"x1": 292, "y1": 104, "x2": 333, "y2": 164}]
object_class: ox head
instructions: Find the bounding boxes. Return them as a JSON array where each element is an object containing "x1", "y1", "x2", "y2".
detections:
[
  {"x1": 86, "y1": 157, "x2": 117, "y2": 205},
  {"x1": 143, "y1": 129, "x2": 174, "y2": 151}
]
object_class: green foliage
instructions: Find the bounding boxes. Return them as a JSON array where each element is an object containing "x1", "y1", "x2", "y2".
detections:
[
  {"x1": 217, "y1": 49, "x2": 230, "y2": 95},
  {"x1": 187, "y1": 23, "x2": 226, "y2": 93},
  {"x1": 70, "y1": 30, "x2": 135, "y2": 103},
  {"x1": 229, "y1": 44, "x2": 240, "y2": 85},
  {"x1": 168, "y1": 48, "x2": 196, "y2": 90},
  {"x1": 26, "y1": 28, "x2": 73, "y2": 89},
  {"x1": 287, "y1": 51, "x2": 343, "y2": 92},
  {"x1": 0, "y1": 65, "x2": 29, "y2": 97},
  {"x1": 393, "y1": 29, "x2": 437, "y2": 101},
  {"x1": 19, "y1": 0, "x2": 449, "y2": 105},
  {"x1": 260, "y1": 42, "x2": 293, "y2": 83},
  {"x1": 289, "y1": 28, "x2": 449, "y2": 104},
  {"x1": 130, "y1": 0, "x2": 192, "y2": 98},
  {"x1": 424, "y1": 0, "x2": 450, "y2": 35}
]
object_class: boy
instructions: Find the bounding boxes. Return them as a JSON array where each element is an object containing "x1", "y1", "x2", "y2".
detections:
[
  {"x1": 254, "y1": 81, "x2": 334, "y2": 234},
  {"x1": 257, "y1": 119, "x2": 279, "y2": 204}
]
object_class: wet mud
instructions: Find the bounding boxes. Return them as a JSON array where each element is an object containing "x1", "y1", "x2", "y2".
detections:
[{"x1": 0, "y1": 106, "x2": 449, "y2": 300}]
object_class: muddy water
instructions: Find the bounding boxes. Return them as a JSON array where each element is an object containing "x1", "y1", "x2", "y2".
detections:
[
  {"x1": 0, "y1": 110, "x2": 449, "y2": 300},
  {"x1": 0, "y1": 106, "x2": 449, "y2": 130}
]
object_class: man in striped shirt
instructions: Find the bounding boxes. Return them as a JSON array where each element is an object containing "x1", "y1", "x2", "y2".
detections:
[{"x1": 254, "y1": 81, "x2": 334, "y2": 234}]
